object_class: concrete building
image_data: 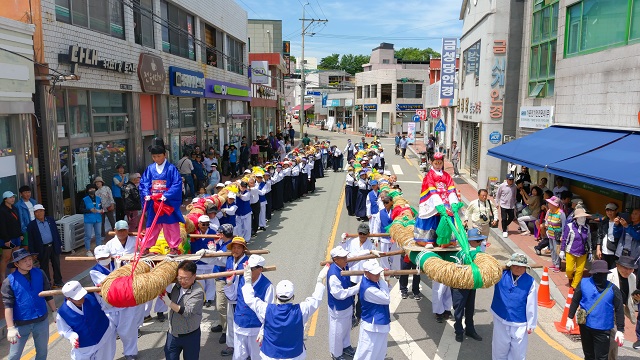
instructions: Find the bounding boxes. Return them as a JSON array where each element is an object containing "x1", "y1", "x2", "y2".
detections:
[
  {"x1": 488, "y1": 0, "x2": 640, "y2": 209},
  {"x1": 2, "y1": 0, "x2": 250, "y2": 216},
  {"x1": 354, "y1": 43, "x2": 430, "y2": 136},
  {"x1": 457, "y1": 0, "x2": 524, "y2": 187}
]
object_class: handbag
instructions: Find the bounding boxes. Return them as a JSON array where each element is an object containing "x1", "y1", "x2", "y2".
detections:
[
  {"x1": 521, "y1": 206, "x2": 532, "y2": 216},
  {"x1": 488, "y1": 200, "x2": 498, "y2": 228},
  {"x1": 576, "y1": 282, "x2": 612, "y2": 325}
]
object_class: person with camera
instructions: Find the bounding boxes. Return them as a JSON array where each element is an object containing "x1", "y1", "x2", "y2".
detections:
[
  {"x1": 606, "y1": 255, "x2": 640, "y2": 354},
  {"x1": 464, "y1": 189, "x2": 498, "y2": 249},
  {"x1": 596, "y1": 203, "x2": 621, "y2": 269},
  {"x1": 613, "y1": 208, "x2": 640, "y2": 268},
  {"x1": 566, "y1": 260, "x2": 625, "y2": 360}
]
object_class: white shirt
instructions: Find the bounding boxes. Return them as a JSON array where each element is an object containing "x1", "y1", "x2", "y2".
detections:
[
  {"x1": 24, "y1": 200, "x2": 35, "y2": 221},
  {"x1": 178, "y1": 157, "x2": 194, "y2": 175},
  {"x1": 155, "y1": 159, "x2": 167, "y2": 174},
  {"x1": 234, "y1": 274, "x2": 275, "y2": 336},
  {"x1": 341, "y1": 237, "x2": 375, "y2": 283},
  {"x1": 360, "y1": 279, "x2": 391, "y2": 333},
  {"x1": 601, "y1": 221, "x2": 615, "y2": 256},
  {"x1": 329, "y1": 273, "x2": 360, "y2": 318},
  {"x1": 249, "y1": 185, "x2": 260, "y2": 204},
  {"x1": 491, "y1": 274, "x2": 538, "y2": 330},
  {"x1": 105, "y1": 236, "x2": 137, "y2": 257}
]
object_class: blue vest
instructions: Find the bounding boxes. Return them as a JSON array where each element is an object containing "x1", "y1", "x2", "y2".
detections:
[
  {"x1": 219, "y1": 202, "x2": 236, "y2": 227},
  {"x1": 235, "y1": 275, "x2": 271, "y2": 328},
  {"x1": 262, "y1": 303, "x2": 304, "y2": 358},
  {"x1": 112, "y1": 174, "x2": 124, "y2": 198},
  {"x1": 368, "y1": 190, "x2": 379, "y2": 215},
  {"x1": 213, "y1": 240, "x2": 232, "y2": 276},
  {"x1": 379, "y1": 208, "x2": 392, "y2": 235},
  {"x1": 360, "y1": 277, "x2": 390, "y2": 325},
  {"x1": 327, "y1": 263, "x2": 354, "y2": 311},
  {"x1": 226, "y1": 255, "x2": 248, "y2": 276},
  {"x1": 191, "y1": 229, "x2": 216, "y2": 265},
  {"x1": 83, "y1": 196, "x2": 102, "y2": 223},
  {"x1": 9, "y1": 269, "x2": 48, "y2": 322},
  {"x1": 90, "y1": 263, "x2": 112, "y2": 277},
  {"x1": 579, "y1": 278, "x2": 615, "y2": 330},
  {"x1": 490, "y1": 270, "x2": 534, "y2": 323},
  {"x1": 236, "y1": 192, "x2": 251, "y2": 216},
  {"x1": 258, "y1": 182, "x2": 267, "y2": 203},
  {"x1": 58, "y1": 293, "x2": 109, "y2": 347}
]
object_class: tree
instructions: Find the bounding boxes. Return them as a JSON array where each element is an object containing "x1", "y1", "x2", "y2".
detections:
[
  {"x1": 289, "y1": 55, "x2": 297, "y2": 64},
  {"x1": 395, "y1": 47, "x2": 440, "y2": 61},
  {"x1": 339, "y1": 54, "x2": 370, "y2": 75},
  {"x1": 318, "y1": 53, "x2": 340, "y2": 70}
]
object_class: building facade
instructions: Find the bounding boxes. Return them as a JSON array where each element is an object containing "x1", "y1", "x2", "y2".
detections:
[{"x1": 355, "y1": 43, "x2": 429, "y2": 136}]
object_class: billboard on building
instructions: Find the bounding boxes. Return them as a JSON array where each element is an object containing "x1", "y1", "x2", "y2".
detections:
[
  {"x1": 283, "y1": 41, "x2": 291, "y2": 76},
  {"x1": 439, "y1": 38, "x2": 457, "y2": 101},
  {"x1": 251, "y1": 61, "x2": 269, "y2": 84}
]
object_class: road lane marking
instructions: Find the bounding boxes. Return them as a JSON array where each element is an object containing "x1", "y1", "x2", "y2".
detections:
[
  {"x1": 307, "y1": 186, "x2": 345, "y2": 337},
  {"x1": 534, "y1": 327, "x2": 582, "y2": 360},
  {"x1": 392, "y1": 164, "x2": 404, "y2": 175},
  {"x1": 389, "y1": 282, "x2": 432, "y2": 360},
  {"x1": 395, "y1": 180, "x2": 423, "y2": 184}
]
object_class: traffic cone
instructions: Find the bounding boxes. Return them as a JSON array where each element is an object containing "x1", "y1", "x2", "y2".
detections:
[
  {"x1": 537, "y1": 267, "x2": 556, "y2": 308},
  {"x1": 553, "y1": 287, "x2": 580, "y2": 335}
]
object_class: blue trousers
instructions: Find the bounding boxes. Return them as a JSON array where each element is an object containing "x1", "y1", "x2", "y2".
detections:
[
  {"x1": 164, "y1": 329, "x2": 201, "y2": 360},
  {"x1": 452, "y1": 288, "x2": 476, "y2": 335},
  {"x1": 84, "y1": 221, "x2": 102, "y2": 251},
  {"x1": 182, "y1": 174, "x2": 195, "y2": 197},
  {"x1": 8, "y1": 318, "x2": 49, "y2": 360}
]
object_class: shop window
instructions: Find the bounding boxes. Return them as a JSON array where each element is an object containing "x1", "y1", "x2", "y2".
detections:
[
  {"x1": 381, "y1": 84, "x2": 392, "y2": 104},
  {"x1": 201, "y1": 23, "x2": 223, "y2": 69},
  {"x1": 0, "y1": 116, "x2": 12, "y2": 151},
  {"x1": 357, "y1": 86, "x2": 362, "y2": 99},
  {"x1": 90, "y1": 92, "x2": 127, "y2": 134},
  {"x1": 529, "y1": 0, "x2": 558, "y2": 98},
  {"x1": 94, "y1": 140, "x2": 127, "y2": 188},
  {"x1": 565, "y1": 0, "x2": 630, "y2": 57},
  {"x1": 371, "y1": 84, "x2": 377, "y2": 98},
  {"x1": 227, "y1": 36, "x2": 245, "y2": 75},
  {"x1": 68, "y1": 90, "x2": 90, "y2": 138},
  {"x1": 133, "y1": 0, "x2": 155, "y2": 48},
  {"x1": 55, "y1": 0, "x2": 124, "y2": 39},
  {"x1": 462, "y1": 40, "x2": 481, "y2": 89},
  {"x1": 397, "y1": 84, "x2": 422, "y2": 98},
  {"x1": 160, "y1": 0, "x2": 195, "y2": 60},
  {"x1": 179, "y1": 98, "x2": 196, "y2": 128}
]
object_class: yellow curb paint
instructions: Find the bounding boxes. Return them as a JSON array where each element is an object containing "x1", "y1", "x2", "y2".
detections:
[
  {"x1": 20, "y1": 329, "x2": 60, "y2": 360},
  {"x1": 534, "y1": 327, "x2": 582, "y2": 360},
  {"x1": 307, "y1": 187, "x2": 345, "y2": 337}
]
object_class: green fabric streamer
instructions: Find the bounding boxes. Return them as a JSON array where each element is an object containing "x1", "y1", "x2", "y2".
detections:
[
  {"x1": 435, "y1": 216, "x2": 453, "y2": 245},
  {"x1": 409, "y1": 250, "x2": 441, "y2": 267},
  {"x1": 387, "y1": 215, "x2": 415, "y2": 230}
]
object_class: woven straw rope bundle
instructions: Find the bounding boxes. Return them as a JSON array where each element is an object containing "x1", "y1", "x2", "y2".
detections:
[{"x1": 101, "y1": 260, "x2": 179, "y2": 306}]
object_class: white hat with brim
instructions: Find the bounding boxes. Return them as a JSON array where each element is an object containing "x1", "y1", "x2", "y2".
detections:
[
  {"x1": 573, "y1": 208, "x2": 591, "y2": 218},
  {"x1": 198, "y1": 215, "x2": 210, "y2": 223},
  {"x1": 362, "y1": 259, "x2": 384, "y2": 275},
  {"x1": 93, "y1": 245, "x2": 111, "y2": 260},
  {"x1": 216, "y1": 183, "x2": 225, "y2": 188},
  {"x1": 62, "y1": 281, "x2": 87, "y2": 301},
  {"x1": 330, "y1": 246, "x2": 349, "y2": 258},
  {"x1": 228, "y1": 192, "x2": 236, "y2": 199},
  {"x1": 34, "y1": 204, "x2": 45, "y2": 211},
  {"x1": 506, "y1": 253, "x2": 530, "y2": 268},
  {"x1": 114, "y1": 220, "x2": 129, "y2": 231},
  {"x1": 248, "y1": 254, "x2": 266, "y2": 268},
  {"x1": 276, "y1": 280, "x2": 295, "y2": 300}
]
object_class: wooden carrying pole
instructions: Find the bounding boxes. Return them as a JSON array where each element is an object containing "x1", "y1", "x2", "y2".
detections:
[
  {"x1": 343, "y1": 233, "x2": 389, "y2": 238},
  {"x1": 65, "y1": 249, "x2": 270, "y2": 261},
  {"x1": 38, "y1": 266, "x2": 277, "y2": 297},
  {"x1": 107, "y1": 231, "x2": 221, "y2": 239},
  {"x1": 320, "y1": 249, "x2": 404, "y2": 266},
  {"x1": 341, "y1": 269, "x2": 419, "y2": 277}
]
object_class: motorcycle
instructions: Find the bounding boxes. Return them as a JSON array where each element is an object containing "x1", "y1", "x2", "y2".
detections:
[{"x1": 419, "y1": 151, "x2": 429, "y2": 172}]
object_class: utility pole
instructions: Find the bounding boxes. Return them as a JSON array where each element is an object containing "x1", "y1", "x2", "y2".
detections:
[{"x1": 299, "y1": 2, "x2": 327, "y2": 137}]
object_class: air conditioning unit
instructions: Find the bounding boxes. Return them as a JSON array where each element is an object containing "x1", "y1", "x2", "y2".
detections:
[{"x1": 56, "y1": 215, "x2": 85, "y2": 253}]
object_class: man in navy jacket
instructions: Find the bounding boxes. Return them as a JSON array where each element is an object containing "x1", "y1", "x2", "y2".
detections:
[{"x1": 27, "y1": 204, "x2": 63, "y2": 287}]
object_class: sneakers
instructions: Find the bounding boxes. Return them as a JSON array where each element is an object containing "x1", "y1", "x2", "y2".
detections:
[
  {"x1": 220, "y1": 346, "x2": 233, "y2": 356},
  {"x1": 521, "y1": 231, "x2": 531, "y2": 236},
  {"x1": 258, "y1": 227, "x2": 266, "y2": 231},
  {"x1": 86, "y1": 250, "x2": 93, "y2": 257},
  {"x1": 157, "y1": 312, "x2": 165, "y2": 322},
  {"x1": 633, "y1": 340, "x2": 640, "y2": 349},
  {"x1": 534, "y1": 248, "x2": 541, "y2": 256},
  {"x1": 210, "y1": 324, "x2": 223, "y2": 333},
  {"x1": 414, "y1": 293, "x2": 422, "y2": 301},
  {"x1": 401, "y1": 291, "x2": 408, "y2": 299},
  {"x1": 502, "y1": 232, "x2": 508, "y2": 238},
  {"x1": 551, "y1": 266, "x2": 560, "y2": 273},
  {"x1": 343, "y1": 346, "x2": 356, "y2": 357}
]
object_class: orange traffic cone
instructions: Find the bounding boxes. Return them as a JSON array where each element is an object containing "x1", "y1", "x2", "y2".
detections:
[
  {"x1": 553, "y1": 287, "x2": 580, "y2": 335},
  {"x1": 538, "y1": 267, "x2": 556, "y2": 308}
]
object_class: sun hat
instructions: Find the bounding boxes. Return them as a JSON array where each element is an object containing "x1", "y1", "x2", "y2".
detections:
[
  {"x1": 545, "y1": 196, "x2": 560, "y2": 207},
  {"x1": 93, "y1": 176, "x2": 105, "y2": 184},
  {"x1": 506, "y1": 253, "x2": 530, "y2": 268},
  {"x1": 229, "y1": 236, "x2": 247, "y2": 250},
  {"x1": 34, "y1": 204, "x2": 45, "y2": 211},
  {"x1": 114, "y1": 220, "x2": 129, "y2": 231},
  {"x1": 466, "y1": 228, "x2": 487, "y2": 242},
  {"x1": 362, "y1": 259, "x2": 384, "y2": 275},
  {"x1": 589, "y1": 260, "x2": 611, "y2": 274},
  {"x1": 572, "y1": 208, "x2": 590, "y2": 218},
  {"x1": 357, "y1": 223, "x2": 370, "y2": 234},
  {"x1": 198, "y1": 215, "x2": 210, "y2": 223},
  {"x1": 276, "y1": 280, "x2": 295, "y2": 300},
  {"x1": 62, "y1": 281, "x2": 87, "y2": 301},
  {"x1": 605, "y1": 203, "x2": 618, "y2": 211},
  {"x1": 10, "y1": 248, "x2": 37, "y2": 263},
  {"x1": 248, "y1": 255, "x2": 266, "y2": 268},
  {"x1": 616, "y1": 255, "x2": 637, "y2": 269},
  {"x1": 330, "y1": 246, "x2": 349, "y2": 258},
  {"x1": 93, "y1": 245, "x2": 111, "y2": 260},
  {"x1": 216, "y1": 183, "x2": 224, "y2": 188}
]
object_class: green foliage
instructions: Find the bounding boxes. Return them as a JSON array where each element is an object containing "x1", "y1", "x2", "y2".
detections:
[
  {"x1": 317, "y1": 53, "x2": 370, "y2": 75},
  {"x1": 318, "y1": 53, "x2": 340, "y2": 70},
  {"x1": 394, "y1": 47, "x2": 440, "y2": 61}
]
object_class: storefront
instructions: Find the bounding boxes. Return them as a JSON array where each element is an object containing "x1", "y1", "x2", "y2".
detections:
[
  {"x1": 167, "y1": 66, "x2": 204, "y2": 162},
  {"x1": 204, "y1": 79, "x2": 251, "y2": 153},
  {"x1": 0, "y1": 18, "x2": 36, "y2": 198}
]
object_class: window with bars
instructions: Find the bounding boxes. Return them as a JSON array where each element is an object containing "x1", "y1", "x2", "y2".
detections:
[
  {"x1": 529, "y1": 0, "x2": 558, "y2": 98},
  {"x1": 227, "y1": 36, "x2": 245, "y2": 75},
  {"x1": 55, "y1": 0, "x2": 124, "y2": 39},
  {"x1": 160, "y1": 1, "x2": 195, "y2": 60}
]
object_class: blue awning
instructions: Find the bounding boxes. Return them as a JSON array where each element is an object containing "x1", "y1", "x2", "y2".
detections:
[
  {"x1": 487, "y1": 126, "x2": 629, "y2": 171},
  {"x1": 547, "y1": 133, "x2": 640, "y2": 196}
]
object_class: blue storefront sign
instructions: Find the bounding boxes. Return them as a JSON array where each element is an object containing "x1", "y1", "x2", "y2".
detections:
[
  {"x1": 363, "y1": 104, "x2": 377, "y2": 111},
  {"x1": 169, "y1": 66, "x2": 205, "y2": 97},
  {"x1": 328, "y1": 99, "x2": 341, "y2": 107},
  {"x1": 396, "y1": 104, "x2": 423, "y2": 111},
  {"x1": 306, "y1": 91, "x2": 321, "y2": 96},
  {"x1": 489, "y1": 131, "x2": 502, "y2": 144}
]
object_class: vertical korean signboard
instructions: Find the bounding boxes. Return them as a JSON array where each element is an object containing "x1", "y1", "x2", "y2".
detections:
[
  {"x1": 490, "y1": 40, "x2": 507, "y2": 120},
  {"x1": 439, "y1": 38, "x2": 457, "y2": 102},
  {"x1": 283, "y1": 41, "x2": 291, "y2": 77}
]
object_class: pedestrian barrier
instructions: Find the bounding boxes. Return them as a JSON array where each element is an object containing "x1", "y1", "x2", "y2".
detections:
[
  {"x1": 537, "y1": 266, "x2": 556, "y2": 308},
  {"x1": 553, "y1": 287, "x2": 580, "y2": 335}
]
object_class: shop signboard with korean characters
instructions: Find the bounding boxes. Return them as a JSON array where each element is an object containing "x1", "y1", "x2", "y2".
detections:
[
  {"x1": 519, "y1": 106, "x2": 553, "y2": 129},
  {"x1": 138, "y1": 53, "x2": 166, "y2": 94},
  {"x1": 169, "y1": 66, "x2": 205, "y2": 97}
]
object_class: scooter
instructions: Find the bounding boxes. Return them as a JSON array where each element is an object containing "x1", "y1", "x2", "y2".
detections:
[{"x1": 419, "y1": 151, "x2": 429, "y2": 172}]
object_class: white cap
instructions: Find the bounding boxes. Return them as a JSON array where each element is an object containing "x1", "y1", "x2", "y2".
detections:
[
  {"x1": 94, "y1": 245, "x2": 111, "y2": 260},
  {"x1": 33, "y1": 204, "x2": 45, "y2": 211},
  {"x1": 62, "y1": 281, "x2": 88, "y2": 301},
  {"x1": 330, "y1": 246, "x2": 349, "y2": 258},
  {"x1": 114, "y1": 220, "x2": 129, "y2": 231},
  {"x1": 276, "y1": 280, "x2": 295, "y2": 300},
  {"x1": 224, "y1": 181, "x2": 232, "y2": 186},
  {"x1": 362, "y1": 259, "x2": 384, "y2": 275},
  {"x1": 244, "y1": 169, "x2": 251, "y2": 174},
  {"x1": 216, "y1": 183, "x2": 225, "y2": 188},
  {"x1": 248, "y1": 254, "x2": 266, "y2": 268},
  {"x1": 198, "y1": 215, "x2": 210, "y2": 223},
  {"x1": 191, "y1": 198, "x2": 199, "y2": 203},
  {"x1": 228, "y1": 192, "x2": 236, "y2": 199}
]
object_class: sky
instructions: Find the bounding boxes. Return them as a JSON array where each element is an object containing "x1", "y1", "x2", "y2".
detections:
[{"x1": 236, "y1": 0, "x2": 464, "y2": 61}]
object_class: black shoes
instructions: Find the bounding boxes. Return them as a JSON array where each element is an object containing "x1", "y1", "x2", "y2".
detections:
[
  {"x1": 258, "y1": 227, "x2": 266, "y2": 231},
  {"x1": 465, "y1": 332, "x2": 483, "y2": 341},
  {"x1": 414, "y1": 293, "x2": 422, "y2": 301},
  {"x1": 220, "y1": 346, "x2": 233, "y2": 356},
  {"x1": 156, "y1": 312, "x2": 165, "y2": 322},
  {"x1": 455, "y1": 333, "x2": 463, "y2": 342},
  {"x1": 210, "y1": 325, "x2": 223, "y2": 333},
  {"x1": 219, "y1": 333, "x2": 226, "y2": 344},
  {"x1": 342, "y1": 346, "x2": 356, "y2": 357},
  {"x1": 401, "y1": 291, "x2": 408, "y2": 299},
  {"x1": 436, "y1": 314, "x2": 444, "y2": 323}
]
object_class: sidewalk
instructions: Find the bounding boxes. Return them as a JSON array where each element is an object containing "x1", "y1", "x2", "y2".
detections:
[{"x1": 408, "y1": 138, "x2": 638, "y2": 343}]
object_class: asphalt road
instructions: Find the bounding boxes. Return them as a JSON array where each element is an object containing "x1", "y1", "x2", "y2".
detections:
[{"x1": 7, "y1": 125, "x2": 639, "y2": 359}]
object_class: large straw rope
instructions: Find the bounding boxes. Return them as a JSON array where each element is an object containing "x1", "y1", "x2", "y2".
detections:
[{"x1": 101, "y1": 260, "x2": 179, "y2": 306}]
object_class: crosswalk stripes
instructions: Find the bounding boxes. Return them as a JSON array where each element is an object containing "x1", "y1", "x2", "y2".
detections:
[{"x1": 392, "y1": 164, "x2": 404, "y2": 175}]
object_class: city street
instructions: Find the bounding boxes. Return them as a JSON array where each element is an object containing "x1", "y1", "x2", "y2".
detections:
[{"x1": 9, "y1": 126, "x2": 639, "y2": 359}]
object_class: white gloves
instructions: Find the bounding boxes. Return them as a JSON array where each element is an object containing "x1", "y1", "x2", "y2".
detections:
[
  {"x1": 370, "y1": 250, "x2": 381, "y2": 258},
  {"x1": 160, "y1": 195, "x2": 167, "y2": 202},
  {"x1": 341, "y1": 233, "x2": 348, "y2": 241},
  {"x1": 145, "y1": 195, "x2": 151, "y2": 201},
  {"x1": 7, "y1": 326, "x2": 19, "y2": 344},
  {"x1": 317, "y1": 265, "x2": 329, "y2": 283},
  {"x1": 559, "y1": 251, "x2": 565, "y2": 260},
  {"x1": 565, "y1": 318, "x2": 574, "y2": 332},
  {"x1": 161, "y1": 292, "x2": 172, "y2": 308},
  {"x1": 195, "y1": 249, "x2": 207, "y2": 256},
  {"x1": 615, "y1": 331, "x2": 624, "y2": 346},
  {"x1": 69, "y1": 332, "x2": 80, "y2": 348},
  {"x1": 207, "y1": 241, "x2": 216, "y2": 250},
  {"x1": 372, "y1": 238, "x2": 379, "y2": 247},
  {"x1": 244, "y1": 266, "x2": 252, "y2": 284}
]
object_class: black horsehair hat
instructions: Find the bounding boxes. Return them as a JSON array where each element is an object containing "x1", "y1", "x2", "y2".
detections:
[{"x1": 148, "y1": 137, "x2": 167, "y2": 154}]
